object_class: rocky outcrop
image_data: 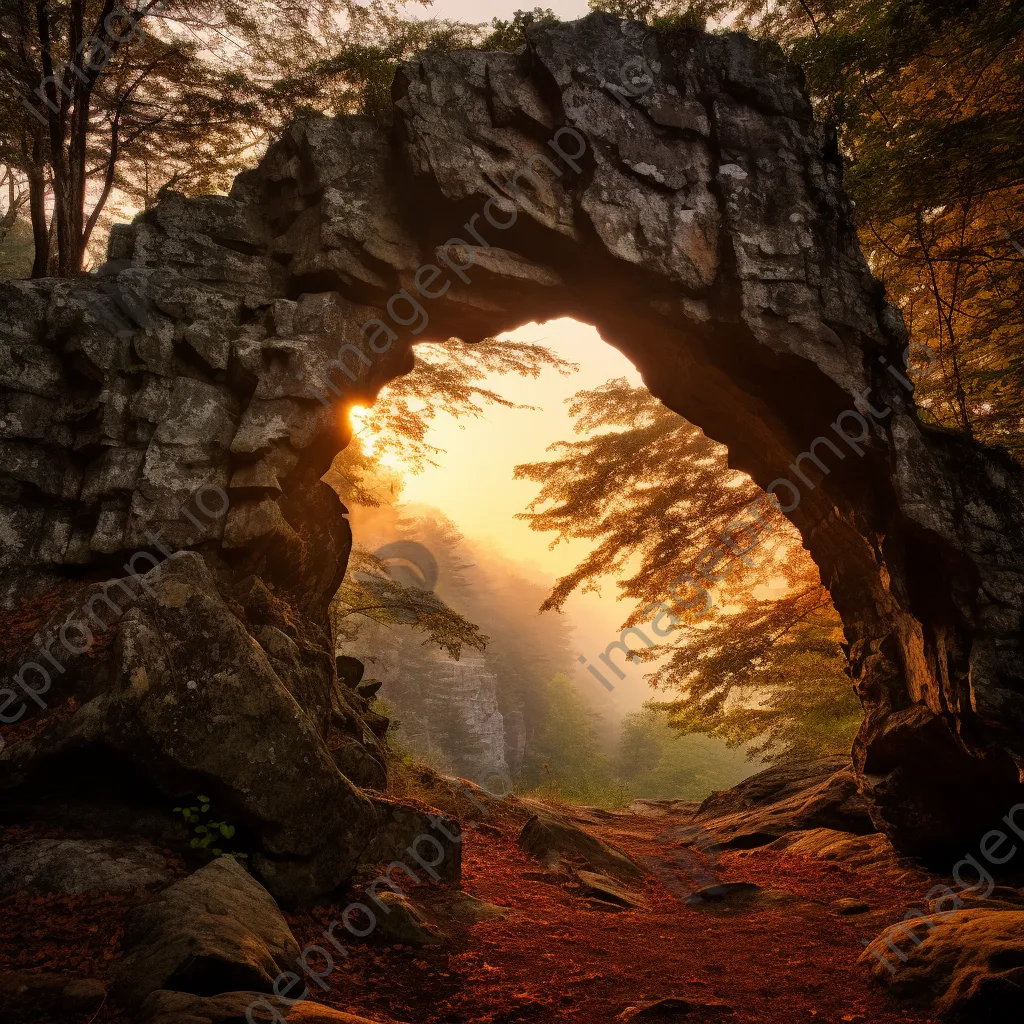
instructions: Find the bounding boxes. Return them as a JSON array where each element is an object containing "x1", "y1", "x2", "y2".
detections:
[
  {"x1": 693, "y1": 758, "x2": 874, "y2": 848},
  {"x1": 0, "y1": 552, "x2": 377, "y2": 906},
  {"x1": 861, "y1": 909, "x2": 1024, "y2": 1021},
  {"x1": 344, "y1": 620, "x2": 510, "y2": 775},
  {"x1": 518, "y1": 805, "x2": 642, "y2": 883},
  {"x1": 2, "y1": 13, "x2": 1024, "y2": 868},
  {"x1": 0, "y1": 836, "x2": 175, "y2": 897},
  {"x1": 113, "y1": 856, "x2": 301, "y2": 1010}
]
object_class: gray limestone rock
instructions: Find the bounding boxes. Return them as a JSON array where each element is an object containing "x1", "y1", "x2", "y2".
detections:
[
  {"x1": 2, "y1": 11, "x2": 1024, "y2": 877},
  {"x1": 0, "y1": 836, "x2": 175, "y2": 897},
  {"x1": 113, "y1": 857, "x2": 301, "y2": 1010}
]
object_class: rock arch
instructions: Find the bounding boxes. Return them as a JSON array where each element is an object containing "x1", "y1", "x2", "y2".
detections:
[{"x1": 2, "y1": 15, "x2": 1023, "y2": 882}]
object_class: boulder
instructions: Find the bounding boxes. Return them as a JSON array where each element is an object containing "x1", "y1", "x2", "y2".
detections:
[
  {"x1": 438, "y1": 891, "x2": 509, "y2": 925},
  {"x1": 114, "y1": 856, "x2": 301, "y2": 1010},
  {"x1": 369, "y1": 891, "x2": 442, "y2": 946},
  {"x1": 354, "y1": 680, "x2": 382, "y2": 700},
  {"x1": 139, "y1": 989, "x2": 397, "y2": 1024},
  {"x1": 358, "y1": 796, "x2": 462, "y2": 886},
  {"x1": 685, "y1": 881, "x2": 762, "y2": 905},
  {"x1": 861, "y1": 909, "x2": 1024, "y2": 1019},
  {"x1": 0, "y1": 552, "x2": 378, "y2": 908},
  {"x1": 746, "y1": 827, "x2": 911, "y2": 878},
  {"x1": 833, "y1": 898, "x2": 871, "y2": 915},
  {"x1": 577, "y1": 869, "x2": 649, "y2": 910},
  {"x1": 335, "y1": 656, "x2": 365, "y2": 689},
  {"x1": 694, "y1": 759, "x2": 874, "y2": 849},
  {"x1": 517, "y1": 806, "x2": 642, "y2": 884},
  {"x1": 0, "y1": 836, "x2": 174, "y2": 897}
]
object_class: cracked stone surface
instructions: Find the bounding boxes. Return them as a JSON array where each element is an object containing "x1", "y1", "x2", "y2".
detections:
[{"x1": 2, "y1": 13, "x2": 1024, "y2": 870}]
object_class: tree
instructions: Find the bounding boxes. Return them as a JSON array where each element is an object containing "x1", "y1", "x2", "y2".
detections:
[
  {"x1": 336, "y1": 337, "x2": 577, "y2": 479},
  {"x1": 514, "y1": 377, "x2": 765, "y2": 613},
  {"x1": 588, "y1": 0, "x2": 729, "y2": 30},
  {"x1": 616, "y1": 707, "x2": 757, "y2": 799},
  {"x1": 482, "y1": 8, "x2": 559, "y2": 51},
  {"x1": 292, "y1": 18, "x2": 484, "y2": 125},
  {"x1": 0, "y1": 166, "x2": 33, "y2": 276},
  {"x1": 515, "y1": 378, "x2": 859, "y2": 761},
  {"x1": 0, "y1": 1, "x2": 445, "y2": 276},
  {"x1": 780, "y1": 0, "x2": 1024, "y2": 454},
  {"x1": 1, "y1": 1, "x2": 229, "y2": 274},
  {"x1": 522, "y1": 672, "x2": 621, "y2": 804},
  {"x1": 645, "y1": 557, "x2": 863, "y2": 762},
  {"x1": 331, "y1": 545, "x2": 487, "y2": 662}
]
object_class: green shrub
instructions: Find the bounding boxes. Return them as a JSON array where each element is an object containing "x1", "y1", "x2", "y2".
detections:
[{"x1": 173, "y1": 795, "x2": 248, "y2": 862}]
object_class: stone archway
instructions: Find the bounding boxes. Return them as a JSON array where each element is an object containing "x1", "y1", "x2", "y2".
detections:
[{"x1": 2, "y1": 14, "x2": 1023, "y2": 883}]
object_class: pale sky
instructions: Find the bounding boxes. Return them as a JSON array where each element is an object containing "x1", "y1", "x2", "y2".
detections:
[
  {"x1": 356, "y1": 318, "x2": 667, "y2": 717},
  {"x1": 404, "y1": 0, "x2": 593, "y2": 26}
]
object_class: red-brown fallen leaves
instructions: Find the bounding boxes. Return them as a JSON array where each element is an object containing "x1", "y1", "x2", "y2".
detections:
[
  {"x1": 0, "y1": 590, "x2": 66, "y2": 664},
  {"x1": 0, "y1": 888, "x2": 137, "y2": 1024},
  {"x1": 0, "y1": 811, "x2": 940, "y2": 1024},
  {"x1": 286, "y1": 816, "x2": 939, "y2": 1024}
]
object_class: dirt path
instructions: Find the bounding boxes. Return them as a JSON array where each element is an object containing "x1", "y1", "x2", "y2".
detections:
[{"x1": 289, "y1": 808, "x2": 939, "y2": 1024}]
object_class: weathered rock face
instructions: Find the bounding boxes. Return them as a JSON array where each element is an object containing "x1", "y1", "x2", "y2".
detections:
[
  {"x1": 861, "y1": 908, "x2": 1024, "y2": 1021},
  {"x1": 0, "y1": 836, "x2": 175, "y2": 897},
  {"x1": 693, "y1": 757, "x2": 875, "y2": 849},
  {"x1": 2, "y1": 14, "x2": 1024, "y2": 861},
  {"x1": 113, "y1": 856, "x2": 301, "y2": 1009},
  {"x1": 346, "y1": 618, "x2": 510, "y2": 773}
]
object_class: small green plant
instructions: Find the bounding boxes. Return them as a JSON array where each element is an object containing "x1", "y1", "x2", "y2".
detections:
[{"x1": 173, "y1": 795, "x2": 248, "y2": 861}]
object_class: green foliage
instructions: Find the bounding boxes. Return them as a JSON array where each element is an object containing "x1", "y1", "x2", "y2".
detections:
[
  {"x1": 616, "y1": 707, "x2": 759, "y2": 799},
  {"x1": 517, "y1": 378, "x2": 858, "y2": 763},
  {"x1": 520, "y1": 673, "x2": 625, "y2": 806},
  {"x1": 173, "y1": 795, "x2": 248, "y2": 861},
  {"x1": 483, "y1": 9, "x2": 559, "y2": 51}
]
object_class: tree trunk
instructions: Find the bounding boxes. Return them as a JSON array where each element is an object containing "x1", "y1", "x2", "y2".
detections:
[{"x1": 25, "y1": 138, "x2": 49, "y2": 279}]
